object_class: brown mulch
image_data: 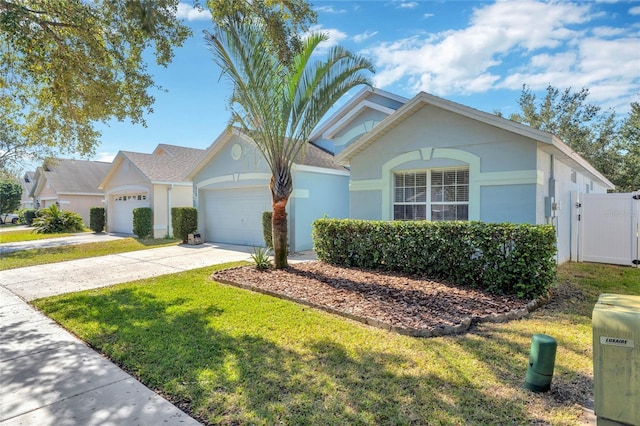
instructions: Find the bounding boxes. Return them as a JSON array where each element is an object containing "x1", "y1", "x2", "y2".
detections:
[{"x1": 212, "y1": 261, "x2": 534, "y2": 335}]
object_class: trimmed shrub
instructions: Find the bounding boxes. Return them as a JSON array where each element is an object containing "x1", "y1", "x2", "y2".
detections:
[
  {"x1": 133, "y1": 207, "x2": 152, "y2": 239},
  {"x1": 89, "y1": 207, "x2": 105, "y2": 233},
  {"x1": 312, "y1": 219, "x2": 557, "y2": 299},
  {"x1": 19, "y1": 208, "x2": 37, "y2": 225},
  {"x1": 171, "y1": 207, "x2": 198, "y2": 243},
  {"x1": 33, "y1": 205, "x2": 84, "y2": 234},
  {"x1": 262, "y1": 211, "x2": 273, "y2": 249}
]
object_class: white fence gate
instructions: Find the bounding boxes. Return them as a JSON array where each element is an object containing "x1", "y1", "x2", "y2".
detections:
[{"x1": 573, "y1": 192, "x2": 640, "y2": 267}]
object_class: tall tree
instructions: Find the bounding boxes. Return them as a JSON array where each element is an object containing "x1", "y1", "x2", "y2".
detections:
[
  {"x1": 509, "y1": 85, "x2": 622, "y2": 187},
  {"x1": 208, "y1": 0, "x2": 317, "y2": 65},
  {"x1": 0, "y1": 0, "x2": 191, "y2": 167},
  {"x1": 207, "y1": 19, "x2": 373, "y2": 268},
  {"x1": 0, "y1": 179, "x2": 21, "y2": 214},
  {"x1": 618, "y1": 102, "x2": 640, "y2": 192}
]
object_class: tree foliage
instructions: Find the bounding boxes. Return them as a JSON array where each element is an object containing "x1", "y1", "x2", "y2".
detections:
[
  {"x1": 508, "y1": 85, "x2": 629, "y2": 190},
  {"x1": 0, "y1": 178, "x2": 21, "y2": 214},
  {"x1": 208, "y1": 0, "x2": 317, "y2": 65},
  {"x1": 207, "y1": 19, "x2": 373, "y2": 268},
  {"x1": 618, "y1": 102, "x2": 640, "y2": 191},
  {"x1": 0, "y1": 0, "x2": 191, "y2": 167}
]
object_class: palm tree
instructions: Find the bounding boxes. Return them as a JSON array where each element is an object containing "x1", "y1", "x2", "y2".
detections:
[{"x1": 206, "y1": 20, "x2": 374, "y2": 268}]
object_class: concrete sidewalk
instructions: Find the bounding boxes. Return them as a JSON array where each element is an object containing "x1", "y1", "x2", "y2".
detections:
[{"x1": 1, "y1": 242, "x2": 313, "y2": 425}]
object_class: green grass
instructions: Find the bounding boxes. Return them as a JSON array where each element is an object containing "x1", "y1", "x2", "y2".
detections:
[
  {"x1": 33, "y1": 262, "x2": 640, "y2": 425},
  {"x1": 0, "y1": 229, "x2": 83, "y2": 243},
  {"x1": 0, "y1": 238, "x2": 179, "y2": 270}
]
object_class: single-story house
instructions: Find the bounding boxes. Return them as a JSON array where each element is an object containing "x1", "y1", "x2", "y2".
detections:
[
  {"x1": 328, "y1": 89, "x2": 615, "y2": 264},
  {"x1": 29, "y1": 158, "x2": 112, "y2": 226},
  {"x1": 99, "y1": 144, "x2": 205, "y2": 238},
  {"x1": 187, "y1": 128, "x2": 350, "y2": 252},
  {"x1": 19, "y1": 171, "x2": 36, "y2": 210}
]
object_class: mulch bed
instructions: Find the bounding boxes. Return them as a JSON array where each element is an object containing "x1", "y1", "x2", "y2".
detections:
[{"x1": 212, "y1": 261, "x2": 539, "y2": 337}]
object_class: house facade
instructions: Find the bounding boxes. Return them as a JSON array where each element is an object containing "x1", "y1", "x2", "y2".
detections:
[
  {"x1": 187, "y1": 128, "x2": 350, "y2": 252},
  {"x1": 99, "y1": 144, "x2": 204, "y2": 238},
  {"x1": 330, "y1": 90, "x2": 614, "y2": 263},
  {"x1": 19, "y1": 171, "x2": 36, "y2": 210},
  {"x1": 29, "y1": 159, "x2": 111, "y2": 226}
]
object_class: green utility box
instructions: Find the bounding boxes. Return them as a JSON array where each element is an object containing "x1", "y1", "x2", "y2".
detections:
[
  {"x1": 592, "y1": 294, "x2": 640, "y2": 426},
  {"x1": 524, "y1": 334, "x2": 557, "y2": 392}
]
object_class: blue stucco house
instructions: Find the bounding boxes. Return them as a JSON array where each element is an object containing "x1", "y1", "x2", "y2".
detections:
[{"x1": 189, "y1": 87, "x2": 614, "y2": 262}]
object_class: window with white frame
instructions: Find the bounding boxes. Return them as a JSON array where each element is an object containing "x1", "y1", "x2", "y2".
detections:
[{"x1": 394, "y1": 168, "x2": 469, "y2": 221}]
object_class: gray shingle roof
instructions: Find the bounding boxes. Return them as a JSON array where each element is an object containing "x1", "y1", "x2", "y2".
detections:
[
  {"x1": 297, "y1": 143, "x2": 347, "y2": 171},
  {"x1": 122, "y1": 145, "x2": 206, "y2": 182},
  {"x1": 44, "y1": 159, "x2": 111, "y2": 194}
]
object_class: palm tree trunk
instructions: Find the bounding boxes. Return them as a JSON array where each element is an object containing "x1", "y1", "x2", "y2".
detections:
[{"x1": 272, "y1": 197, "x2": 289, "y2": 268}]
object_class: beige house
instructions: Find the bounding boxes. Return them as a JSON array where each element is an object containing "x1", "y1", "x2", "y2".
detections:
[
  {"x1": 30, "y1": 159, "x2": 111, "y2": 226},
  {"x1": 99, "y1": 144, "x2": 205, "y2": 238}
]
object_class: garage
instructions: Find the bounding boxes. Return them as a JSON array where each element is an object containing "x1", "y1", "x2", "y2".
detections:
[
  {"x1": 112, "y1": 193, "x2": 149, "y2": 234},
  {"x1": 203, "y1": 186, "x2": 272, "y2": 246}
]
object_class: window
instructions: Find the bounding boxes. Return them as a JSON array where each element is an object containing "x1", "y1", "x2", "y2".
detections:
[{"x1": 394, "y1": 168, "x2": 469, "y2": 221}]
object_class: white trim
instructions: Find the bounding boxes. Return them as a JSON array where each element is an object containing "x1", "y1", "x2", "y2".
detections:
[
  {"x1": 323, "y1": 100, "x2": 396, "y2": 140},
  {"x1": 149, "y1": 181, "x2": 192, "y2": 187},
  {"x1": 56, "y1": 192, "x2": 105, "y2": 196},
  {"x1": 104, "y1": 184, "x2": 150, "y2": 196},
  {"x1": 196, "y1": 172, "x2": 271, "y2": 190},
  {"x1": 292, "y1": 164, "x2": 350, "y2": 176}
]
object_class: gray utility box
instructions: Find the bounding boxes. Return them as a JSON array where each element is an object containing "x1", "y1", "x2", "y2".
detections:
[{"x1": 592, "y1": 294, "x2": 640, "y2": 425}]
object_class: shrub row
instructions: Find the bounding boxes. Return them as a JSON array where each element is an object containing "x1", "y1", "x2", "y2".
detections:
[{"x1": 312, "y1": 219, "x2": 556, "y2": 299}]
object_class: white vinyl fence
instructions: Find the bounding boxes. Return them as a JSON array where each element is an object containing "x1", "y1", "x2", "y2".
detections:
[{"x1": 572, "y1": 192, "x2": 640, "y2": 267}]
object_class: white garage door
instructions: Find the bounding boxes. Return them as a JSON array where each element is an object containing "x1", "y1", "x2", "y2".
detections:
[
  {"x1": 112, "y1": 194, "x2": 149, "y2": 234},
  {"x1": 204, "y1": 187, "x2": 272, "y2": 246}
]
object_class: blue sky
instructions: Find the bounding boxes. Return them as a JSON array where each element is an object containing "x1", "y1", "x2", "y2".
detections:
[{"x1": 92, "y1": 0, "x2": 640, "y2": 163}]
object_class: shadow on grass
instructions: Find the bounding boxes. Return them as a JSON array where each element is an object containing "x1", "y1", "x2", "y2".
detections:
[{"x1": 33, "y1": 285, "x2": 556, "y2": 426}]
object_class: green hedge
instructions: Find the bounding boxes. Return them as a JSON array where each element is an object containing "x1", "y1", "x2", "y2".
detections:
[
  {"x1": 262, "y1": 211, "x2": 273, "y2": 249},
  {"x1": 312, "y1": 219, "x2": 556, "y2": 299},
  {"x1": 19, "y1": 208, "x2": 37, "y2": 225},
  {"x1": 89, "y1": 207, "x2": 105, "y2": 233},
  {"x1": 133, "y1": 207, "x2": 152, "y2": 239},
  {"x1": 172, "y1": 207, "x2": 198, "y2": 243}
]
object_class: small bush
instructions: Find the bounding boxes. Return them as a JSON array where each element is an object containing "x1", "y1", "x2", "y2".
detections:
[
  {"x1": 250, "y1": 246, "x2": 272, "y2": 270},
  {"x1": 33, "y1": 205, "x2": 84, "y2": 234},
  {"x1": 171, "y1": 207, "x2": 198, "y2": 243},
  {"x1": 89, "y1": 207, "x2": 105, "y2": 233},
  {"x1": 19, "y1": 208, "x2": 37, "y2": 225},
  {"x1": 312, "y1": 219, "x2": 557, "y2": 299},
  {"x1": 133, "y1": 207, "x2": 153, "y2": 239}
]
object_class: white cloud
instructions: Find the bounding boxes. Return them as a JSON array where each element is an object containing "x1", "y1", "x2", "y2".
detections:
[
  {"x1": 363, "y1": 0, "x2": 639, "y2": 111},
  {"x1": 353, "y1": 30, "x2": 378, "y2": 43},
  {"x1": 423, "y1": 13, "x2": 435, "y2": 19},
  {"x1": 396, "y1": 1, "x2": 419, "y2": 9},
  {"x1": 315, "y1": 5, "x2": 347, "y2": 14},
  {"x1": 629, "y1": 5, "x2": 640, "y2": 15},
  {"x1": 176, "y1": 2, "x2": 212, "y2": 21}
]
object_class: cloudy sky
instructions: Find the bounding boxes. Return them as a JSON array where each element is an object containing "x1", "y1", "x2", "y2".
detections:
[{"x1": 92, "y1": 0, "x2": 640, "y2": 162}]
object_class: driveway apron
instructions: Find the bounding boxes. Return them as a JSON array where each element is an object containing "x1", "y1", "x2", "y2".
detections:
[{"x1": 0, "y1": 242, "x2": 255, "y2": 425}]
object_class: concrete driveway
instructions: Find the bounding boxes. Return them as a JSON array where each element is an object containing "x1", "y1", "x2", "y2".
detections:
[{"x1": 0, "y1": 239, "x2": 312, "y2": 425}]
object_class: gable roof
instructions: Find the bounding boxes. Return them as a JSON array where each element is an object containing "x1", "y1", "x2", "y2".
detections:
[
  {"x1": 100, "y1": 144, "x2": 206, "y2": 187},
  {"x1": 30, "y1": 159, "x2": 111, "y2": 197},
  {"x1": 335, "y1": 91, "x2": 614, "y2": 189},
  {"x1": 186, "y1": 127, "x2": 347, "y2": 180},
  {"x1": 20, "y1": 171, "x2": 35, "y2": 196},
  {"x1": 309, "y1": 87, "x2": 408, "y2": 142}
]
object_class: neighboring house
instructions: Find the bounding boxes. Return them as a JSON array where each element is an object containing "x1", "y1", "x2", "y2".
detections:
[
  {"x1": 29, "y1": 159, "x2": 111, "y2": 226},
  {"x1": 330, "y1": 90, "x2": 614, "y2": 264},
  {"x1": 99, "y1": 144, "x2": 205, "y2": 238},
  {"x1": 187, "y1": 128, "x2": 350, "y2": 252},
  {"x1": 19, "y1": 171, "x2": 36, "y2": 209}
]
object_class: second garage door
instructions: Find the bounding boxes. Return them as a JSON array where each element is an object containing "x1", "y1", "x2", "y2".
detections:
[{"x1": 204, "y1": 186, "x2": 272, "y2": 246}]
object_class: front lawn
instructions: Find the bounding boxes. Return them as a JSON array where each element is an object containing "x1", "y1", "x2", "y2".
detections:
[
  {"x1": 33, "y1": 262, "x2": 640, "y2": 425},
  {"x1": 0, "y1": 229, "x2": 83, "y2": 243},
  {"x1": 0, "y1": 238, "x2": 179, "y2": 270}
]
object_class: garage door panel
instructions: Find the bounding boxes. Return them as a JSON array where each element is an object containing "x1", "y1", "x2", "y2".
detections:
[
  {"x1": 112, "y1": 194, "x2": 149, "y2": 234},
  {"x1": 204, "y1": 187, "x2": 271, "y2": 246}
]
